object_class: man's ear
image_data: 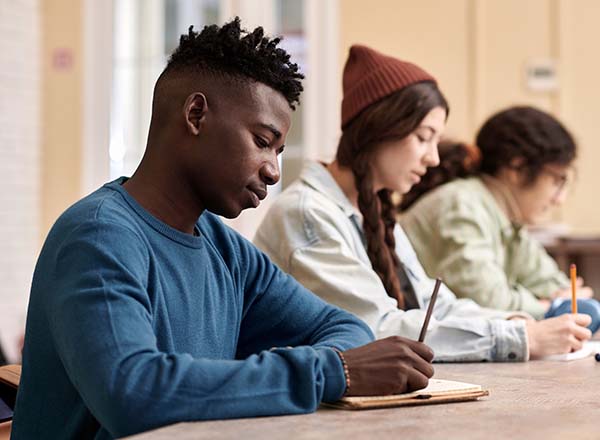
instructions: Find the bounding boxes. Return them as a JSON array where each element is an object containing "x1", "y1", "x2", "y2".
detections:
[{"x1": 183, "y1": 92, "x2": 208, "y2": 136}]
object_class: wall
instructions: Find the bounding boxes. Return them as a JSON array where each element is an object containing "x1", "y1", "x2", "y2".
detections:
[
  {"x1": 33, "y1": 1, "x2": 600, "y2": 255},
  {"x1": 0, "y1": 0, "x2": 41, "y2": 361},
  {"x1": 0, "y1": 0, "x2": 83, "y2": 362},
  {"x1": 557, "y1": 0, "x2": 600, "y2": 234},
  {"x1": 339, "y1": 0, "x2": 600, "y2": 235},
  {"x1": 41, "y1": 0, "x2": 83, "y2": 239},
  {"x1": 27, "y1": 1, "x2": 600, "y2": 266},
  {"x1": 339, "y1": 0, "x2": 473, "y2": 141}
]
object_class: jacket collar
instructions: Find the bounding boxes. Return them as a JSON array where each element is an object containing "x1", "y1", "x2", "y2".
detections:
[
  {"x1": 300, "y1": 161, "x2": 359, "y2": 219},
  {"x1": 479, "y1": 174, "x2": 525, "y2": 234}
]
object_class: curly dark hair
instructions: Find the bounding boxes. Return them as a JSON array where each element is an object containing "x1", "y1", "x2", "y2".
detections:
[
  {"x1": 164, "y1": 17, "x2": 304, "y2": 109},
  {"x1": 337, "y1": 82, "x2": 449, "y2": 309},
  {"x1": 477, "y1": 106, "x2": 575, "y2": 179},
  {"x1": 399, "y1": 106, "x2": 577, "y2": 211}
]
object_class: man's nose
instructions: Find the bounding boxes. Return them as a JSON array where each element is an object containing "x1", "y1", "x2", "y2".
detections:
[{"x1": 260, "y1": 155, "x2": 281, "y2": 186}]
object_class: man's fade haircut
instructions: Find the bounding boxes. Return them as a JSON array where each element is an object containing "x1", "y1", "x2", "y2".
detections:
[{"x1": 164, "y1": 17, "x2": 304, "y2": 110}]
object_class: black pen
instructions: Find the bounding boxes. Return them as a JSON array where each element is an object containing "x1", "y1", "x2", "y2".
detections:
[{"x1": 418, "y1": 278, "x2": 442, "y2": 343}]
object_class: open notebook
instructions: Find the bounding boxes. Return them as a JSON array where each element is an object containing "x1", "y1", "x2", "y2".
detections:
[{"x1": 325, "y1": 379, "x2": 489, "y2": 410}]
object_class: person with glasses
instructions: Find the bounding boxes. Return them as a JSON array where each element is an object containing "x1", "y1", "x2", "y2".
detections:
[{"x1": 399, "y1": 106, "x2": 600, "y2": 331}]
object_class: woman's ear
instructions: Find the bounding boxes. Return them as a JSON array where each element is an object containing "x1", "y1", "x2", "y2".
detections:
[
  {"x1": 502, "y1": 157, "x2": 528, "y2": 186},
  {"x1": 183, "y1": 92, "x2": 208, "y2": 135}
]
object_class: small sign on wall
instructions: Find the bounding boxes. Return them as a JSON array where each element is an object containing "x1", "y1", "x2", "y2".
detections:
[
  {"x1": 52, "y1": 48, "x2": 74, "y2": 71},
  {"x1": 525, "y1": 59, "x2": 558, "y2": 92}
]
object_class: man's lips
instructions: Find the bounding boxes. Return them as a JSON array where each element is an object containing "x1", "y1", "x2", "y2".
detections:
[
  {"x1": 247, "y1": 186, "x2": 267, "y2": 208},
  {"x1": 251, "y1": 187, "x2": 267, "y2": 201}
]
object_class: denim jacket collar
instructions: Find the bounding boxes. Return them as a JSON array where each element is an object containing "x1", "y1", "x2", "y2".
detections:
[
  {"x1": 300, "y1": 162, "x2": 359, "y2": 220},
  {"x1": 299, "y1": 161, "x2": 421, "y2": 281}
]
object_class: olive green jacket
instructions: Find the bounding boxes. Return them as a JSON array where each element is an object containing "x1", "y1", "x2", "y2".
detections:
[{"x1": 400, "y1": 177, "x2": 568, "y2": 319}]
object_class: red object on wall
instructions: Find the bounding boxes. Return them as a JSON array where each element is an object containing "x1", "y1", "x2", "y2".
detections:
[{"x1": 52, "y1": 48, "x2": 74, "y2": 71}]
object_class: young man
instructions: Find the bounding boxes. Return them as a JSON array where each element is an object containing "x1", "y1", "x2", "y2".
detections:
[{"x1": 12, "y1": 19, "x2": 434, "y2": 439}]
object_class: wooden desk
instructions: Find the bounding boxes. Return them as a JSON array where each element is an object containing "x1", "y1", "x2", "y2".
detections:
[{"x1": 126, "y1": 358, "x2": 600, "y2": 440}]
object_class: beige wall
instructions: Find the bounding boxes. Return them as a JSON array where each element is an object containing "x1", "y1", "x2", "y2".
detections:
[
  {"x1": 339, "y1": 0, "x2": 473, "y2": 140},
  {"x1": 340, "y1": 0, "x2": 600, "y2": 234},
  {"x1": 557, "y1": 0, "x2": 600, "y2": 233},
  {"x1": 37, "y1": 1, "x2": 600, "y2": 236},
  {"x1": 41, "y1": 0, "x2": 83, "y2": 240}
]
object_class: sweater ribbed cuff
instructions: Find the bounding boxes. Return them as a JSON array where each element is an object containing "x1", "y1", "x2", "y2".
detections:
[{"x1": 316, "y1": 347, "x2": 347, "y2": 402}]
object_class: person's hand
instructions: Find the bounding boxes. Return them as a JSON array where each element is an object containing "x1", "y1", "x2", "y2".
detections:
[
  {"x1": 526, "y1": 313, "x2": 592, "y2": 359},
  {"x1": 341, "y1": 336, "x2": 434, "y2": 396},
  {"x1": 553, "y1": 278, "x2": 593, "y2": 299}
]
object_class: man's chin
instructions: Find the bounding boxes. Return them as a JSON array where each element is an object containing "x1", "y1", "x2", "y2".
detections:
[
  {"x1": 215, "y1": 208, "x2": 243, "y2": 219},
  {"x1": 209, "y1": 203, "x2": 249, "y2": 219}
]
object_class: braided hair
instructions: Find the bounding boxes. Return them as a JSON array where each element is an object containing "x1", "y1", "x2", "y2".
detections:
[
  {"x1": 337, "y1": 82, "x2": 448, "y2": 309},
  {"x1": 399, "y1": 106, "x2": 577, "y2": 211},
  {"x1": 162, "y1": 17, "x2": 304, "y2": 109}
]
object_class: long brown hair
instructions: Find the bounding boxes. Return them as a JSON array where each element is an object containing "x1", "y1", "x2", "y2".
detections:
[
  {"x1": 337, "y1": 81, "x2": 448, "y2": 309},
  {"x1": 399, "y1": 106, "x2": 577, "y2": 212}
]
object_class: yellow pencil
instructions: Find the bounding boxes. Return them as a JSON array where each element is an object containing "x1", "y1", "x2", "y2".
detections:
[{"x1": 570, "y1": 263, "x2": 577, "y2": 314}]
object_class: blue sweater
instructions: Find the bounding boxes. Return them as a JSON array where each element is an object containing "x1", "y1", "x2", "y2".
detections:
[{"x1": 12, "y1": 178, "x2": 373, "y2": 439}]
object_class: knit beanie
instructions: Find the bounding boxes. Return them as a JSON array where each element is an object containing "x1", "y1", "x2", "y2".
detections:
[{"x1": 341, "y1": 45, "x2": 437, "y2": 128}]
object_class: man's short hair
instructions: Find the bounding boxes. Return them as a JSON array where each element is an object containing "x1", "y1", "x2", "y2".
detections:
[{"x1": 164, "y1": 17, "x2": 304, "y2": 110}]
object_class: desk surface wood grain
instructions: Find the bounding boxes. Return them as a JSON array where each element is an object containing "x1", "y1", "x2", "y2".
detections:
[{"x1": 126, "y1": 358, "x2": 600, "y2": 440}]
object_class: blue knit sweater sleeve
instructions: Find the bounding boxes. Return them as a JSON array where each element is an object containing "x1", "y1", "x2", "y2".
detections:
[{"x1": 43, "y1": 218, "x2": 372, "y2": 438}]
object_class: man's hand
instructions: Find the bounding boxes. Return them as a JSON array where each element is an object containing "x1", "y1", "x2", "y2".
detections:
[
  {"x1": 341, "y1": 336, "x2": 434, "y2": 396},
  {"x1": 526, "y1": 313, "x2": 592, "y2": 359}
]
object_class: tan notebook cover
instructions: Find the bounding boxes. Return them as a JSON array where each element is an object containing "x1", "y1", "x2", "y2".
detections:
[{"x1": 325, "y1": 379, "x2": 489, "y2": 410}]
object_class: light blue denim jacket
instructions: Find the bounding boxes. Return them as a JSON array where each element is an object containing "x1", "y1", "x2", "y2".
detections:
[{"x1": 254, "y1": 162, "x2": 529, "y2": 362}]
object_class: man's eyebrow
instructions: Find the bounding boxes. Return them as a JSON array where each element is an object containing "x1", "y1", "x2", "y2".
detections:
[{"x1": 259, "y1": 123, "x2": 282, "y2": 139}]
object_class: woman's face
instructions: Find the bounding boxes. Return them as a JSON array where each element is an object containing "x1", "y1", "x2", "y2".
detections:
[
  {"x1": 371, "y1": 106, "x2": 447, "y2": 194},
  {"x1": 512, "y1": 163, "x2": 572, "y2": 224}
]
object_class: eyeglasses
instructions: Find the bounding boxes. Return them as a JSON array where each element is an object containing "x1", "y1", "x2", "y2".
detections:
[{"x1": 542, "y1": 166, "x2": 571, "y2": 197}]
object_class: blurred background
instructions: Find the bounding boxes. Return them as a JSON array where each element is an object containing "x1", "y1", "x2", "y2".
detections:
[{"x1": 2, "y1": 0, "x2": 600, "y2": 363}]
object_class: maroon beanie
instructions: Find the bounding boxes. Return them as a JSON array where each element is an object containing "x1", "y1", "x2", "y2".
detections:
[{"x1": 341, "y1": 45, "x2": 437, "y2": 128}]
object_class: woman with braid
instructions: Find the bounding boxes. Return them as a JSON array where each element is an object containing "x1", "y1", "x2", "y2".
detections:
[
  {"x1": 255, "y1": 45, "x2": 592, "y2": 362},
  {"x1": 399, "y1": 106, "x2": 600, "y2": 332}
]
